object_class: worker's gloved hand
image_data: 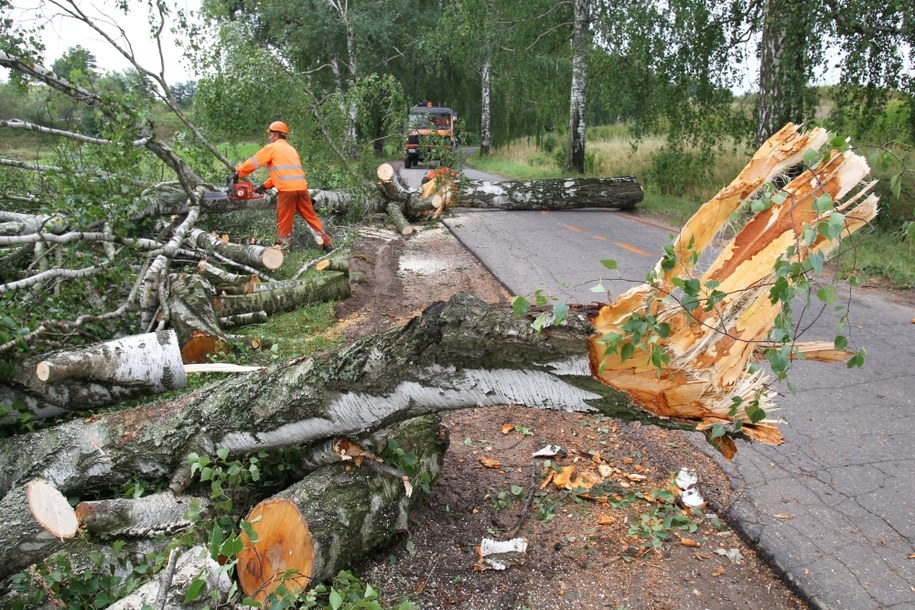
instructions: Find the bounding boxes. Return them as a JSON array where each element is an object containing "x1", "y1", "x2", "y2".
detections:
[
  {"x1": 231, "y1": 172, "x2": 240, "y2": 183},
  {"x1": 254, "y1": 184, "x2": 267, "y2": 194}
]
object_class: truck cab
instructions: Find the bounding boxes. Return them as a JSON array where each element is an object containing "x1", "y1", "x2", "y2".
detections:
[{"x1": 404, "y1": 102, "x2": 456, "y2": 169}]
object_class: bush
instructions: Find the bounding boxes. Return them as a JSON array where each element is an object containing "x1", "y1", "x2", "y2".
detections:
[{"x1": 642, "y1": 147, "x2": 713, "y2": 197}]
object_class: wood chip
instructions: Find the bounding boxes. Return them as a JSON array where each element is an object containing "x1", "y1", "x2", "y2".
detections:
[
  {"x1": 500, "y1": 423, "x2": 514, "y2": 435},
  {"x1": 711, "y1": 566, "x2": 726, "y2": 576},
  {"x1": 680, "y1": 537, "x2": 701, "y2": 548}
]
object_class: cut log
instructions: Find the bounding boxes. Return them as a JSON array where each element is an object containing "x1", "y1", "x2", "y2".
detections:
[
  {"x1": 189, "y1": 228, "x2": 283, "y2": 271},
  {"x1": 387, "y1": 202, "x2": 415, "y2": 235},
  {"x1": 2, "y1": 331, "x2": 187, "y2": 422},
  {"x1": 35, "y1": 331, "x2": 185, "y2": 386},
  {"x1": 237, "y1": 415, "x2": 449, "y2": 602},
  {"x1": 315, "y1": 258, "x2": 349, "y2": 273},
  {"x1": 217, "y1": 272, "x2": 350, "y2": 318},
  {"x1": 588, "y1": 124, "x2": 879, "y2": 450},
  {"x1": 219, "y1": 311, "x2": 269, "y2": 328},
  {"x1": 376, "y1": 162, "x2": 416, "y2": 201},
  {"x1": 453, "y1": 176, "x2": 643, "y2": 210},
  {"x1": 0, "y1": 480, "x2": 78, "y2": 580},
  {"x1": 75, "y1": 493, "x2": 209, "y2": 539}
]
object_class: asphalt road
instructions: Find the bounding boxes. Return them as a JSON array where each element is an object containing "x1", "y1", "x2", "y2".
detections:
[{"x1": 400, "y1": 163, "x2": 915, "y2": 609}]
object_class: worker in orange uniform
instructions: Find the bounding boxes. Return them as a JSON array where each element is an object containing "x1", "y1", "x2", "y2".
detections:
[{"x1": 233, "y1": 121, "x2": 332, "y2": 252}]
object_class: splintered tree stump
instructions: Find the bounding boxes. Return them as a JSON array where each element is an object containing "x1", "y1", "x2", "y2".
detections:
[
  {"x1": 588, "y1": 124, "x2": 879, "y2": 454},
  {"x1": 237, "y1": 415, "x2": 449, "y2": 602},
  {"x1": 167, "y1": 273, "x2": 229, "y2": 363}
]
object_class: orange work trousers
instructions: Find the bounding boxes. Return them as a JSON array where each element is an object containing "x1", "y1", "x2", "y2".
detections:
[{"x1": 276, "y1": 190, "x2": 331, "y2": 247}]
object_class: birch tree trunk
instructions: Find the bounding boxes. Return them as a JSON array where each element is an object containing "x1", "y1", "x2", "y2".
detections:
[
  {"x1": 0, "y1": 293, "x2": 677, "y2": 505},
  {"x1": 565, "y1": 0, "x2": 590, "y2": 174},
  {"x1": 480, "y1": 56, "x2": 493, "y2": 156},
  {"x1": 755, "y1": 0, "x2": 815, "y2": 146}
]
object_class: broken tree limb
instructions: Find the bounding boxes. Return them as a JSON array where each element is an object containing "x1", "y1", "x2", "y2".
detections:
[
  {"x1": 0, "y1": 293, "x2": 689, "y2": 507},
  {"x1": 216, "y1": 272, "x2": 350, "y2": 318},
  {"x1": 589, "y1": 124, "x2": 879, "y2": 453},
  {"x1": 237, "y1": 415, "x2": 449, "y2": 602},
  {"x1": 189, "y1": 228, "x2": 283, "y2": 271}
]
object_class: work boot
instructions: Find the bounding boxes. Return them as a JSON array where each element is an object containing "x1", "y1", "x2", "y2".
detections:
[{"x1": 274, "y1": 237, "x2": 291, "y2": 253}]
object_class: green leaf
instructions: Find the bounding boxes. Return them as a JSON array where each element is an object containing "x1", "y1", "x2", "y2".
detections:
[
  {"x1": 217, "y1": 448, "x2": 229, "y2": 461},
  {"x1": 847, "y1": 347, "x2": 867, "y2": 368},
  {"x1": 531, "y1": 312, "x2": 548, "y2": 332},
  {"x1": 710, "y1": 424, "x2": 726, "y2": 439},
  {"x1": 511, "y1": 295, "x2": 531, "y2": 315},
  {"x1": 750, "y1": 196, "x2": 772, "y2": 212},
  {"x1": 184, "y1": 577, "x2": 205, "y2": 602},
  {"x1": 329, "y1": 587, "x2": 343, "y2": 610},
  {"x1": 552, "y1": 302, "x2": 569, "y2": 325},
  {"x1": 834, "y1": 335, "x2": 848, "y2": 350},
  {"x1": 590, "y1": 281, "x2": 606, "y2": 293},
  {"x1": 620, "y1": 341, "x2": 635, "y2": 362},
  {"x1": 890, "y1": 172, "x2": 901, "y2": 199},
  {"x1": 601, "y1": 258, "x2": 618, "y2": 270},
  {"x1": 803, "y1": 148, "x2": 822, "y2": 167},
  {"x1": 812, "y1": 194, "x2": 833, "y2": 212},
  {"x1": 817, "y1": 285, "x2": 837, "y2": 304}
]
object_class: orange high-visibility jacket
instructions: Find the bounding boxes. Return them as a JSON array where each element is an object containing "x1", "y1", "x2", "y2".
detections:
[{"x1": 236, "y1": 139, "x2": 308, "y2": 191}]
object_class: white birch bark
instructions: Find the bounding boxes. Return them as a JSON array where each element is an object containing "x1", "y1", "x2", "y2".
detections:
[{"x1": 566, "y1": 0, "x2": 590, "y2": 173}]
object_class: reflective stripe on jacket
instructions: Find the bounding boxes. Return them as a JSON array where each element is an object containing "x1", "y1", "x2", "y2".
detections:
[{"x1": 236, "y1": 139, "x2": 308, "y2": 191}]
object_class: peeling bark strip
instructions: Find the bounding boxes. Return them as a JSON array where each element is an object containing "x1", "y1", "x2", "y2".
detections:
[
  {"x1": 589, "y1": 124, "x2": 879, "y2": 451},
  {"x1": 0, "y1": 294, "x2": 681, "y2": 505},
  {"x1": 237, "y1": 415, "x2": 448, "y2": 602}
]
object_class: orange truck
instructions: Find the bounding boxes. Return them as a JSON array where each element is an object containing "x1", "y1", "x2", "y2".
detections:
[{"x1": 403, "y1": 101, "x2": 457, "y2": 169}]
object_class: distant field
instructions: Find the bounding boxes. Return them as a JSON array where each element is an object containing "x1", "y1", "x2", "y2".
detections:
[{"x1": 467, "y1": 128, "x2": 915, "y2": 290}]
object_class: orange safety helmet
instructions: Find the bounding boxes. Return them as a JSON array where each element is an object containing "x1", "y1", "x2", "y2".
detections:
[{"x1": 266, "y1": 121, "x2": 289, "y2": 135}]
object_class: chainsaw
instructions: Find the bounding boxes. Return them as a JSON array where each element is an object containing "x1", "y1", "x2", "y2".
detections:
[{"x1": 203, "y1": 176, "x2": 264, "y2": 202}]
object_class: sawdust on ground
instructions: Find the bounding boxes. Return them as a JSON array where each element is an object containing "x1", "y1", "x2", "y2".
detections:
[{"x1": 333, "y1": 222, "x2": 810, "y2": 610}]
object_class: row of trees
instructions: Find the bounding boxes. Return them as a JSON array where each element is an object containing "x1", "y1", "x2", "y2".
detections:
[
  {"x1": 186, "y1": 0, "x2": 913, "y2": 173},
  {"x1": 3, "y1": 0, "x2": 912, "y2": 177}
]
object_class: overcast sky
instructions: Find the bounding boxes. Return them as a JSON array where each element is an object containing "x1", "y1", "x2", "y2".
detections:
[{"x1": 3, "y1": 0, "x2": 202, "y2": 83}]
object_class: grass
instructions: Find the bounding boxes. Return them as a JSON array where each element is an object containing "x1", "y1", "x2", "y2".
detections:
[{"x1": 466, "y1": 128, "x2": 915, "y2": 290}]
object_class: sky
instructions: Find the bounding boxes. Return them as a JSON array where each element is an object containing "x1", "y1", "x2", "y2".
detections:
[{"x1": 3, "y1": 0, "x2": 202, "y2": 84}]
